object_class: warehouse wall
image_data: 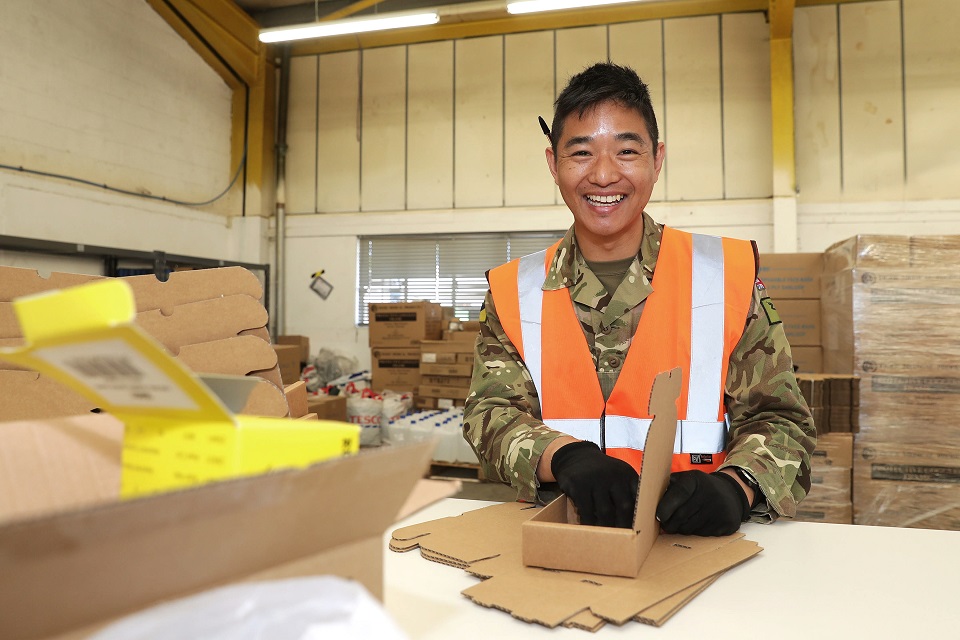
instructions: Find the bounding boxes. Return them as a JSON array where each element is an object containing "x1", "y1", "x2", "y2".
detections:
[
  {"x1": 0, "y1": 0, "x2": 264, "y2": 274},
  {"x1": 283, "y1": 0, "x2": 960, "y2": 368}
]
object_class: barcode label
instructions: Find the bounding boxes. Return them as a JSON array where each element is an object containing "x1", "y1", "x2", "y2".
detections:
[{"x1": 34, "y1": 339, "x2": 198, "y2": 410}]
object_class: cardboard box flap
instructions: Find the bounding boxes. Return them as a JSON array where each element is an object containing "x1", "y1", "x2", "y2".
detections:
[
  {"x1": 0, "y1": 266, "x2": 103, "y2": 301},
  {"x1": 175, "y1": 335, "x2": 283, "y2": 389},
  {"x1": 135, "y1": 295, "x2": 268, "y2": 353},
  {"x1": 122, "y1": 266, "x2": 263, "y2": 310},
  {"x1": 240, "y1": 378, "x2": 291, "y2": 417},
  {"x1": 0, "y1": 438, "x2": 436, "y2": 640},
  {"x1": 390, "y1": 499, "x2": 761, "y2": 631},
  {"x1": 632, "y1": 367, "x2": 682, "y2": 532}
]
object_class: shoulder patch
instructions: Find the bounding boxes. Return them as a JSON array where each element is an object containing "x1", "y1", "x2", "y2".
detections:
[
  {"x1": 479, "y1": 307, "x2": 487, "y2": 323},
  {"x1": 760, "y1": 297, "x2": 781, "y2": 325},
  {"x1": 755, "y1": 277, "x2": 766, "y2": 292}
]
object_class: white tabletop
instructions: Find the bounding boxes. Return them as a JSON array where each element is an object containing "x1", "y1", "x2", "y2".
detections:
[{"x1": 384, "y1": 498, "x2": 960, "y2": 638}]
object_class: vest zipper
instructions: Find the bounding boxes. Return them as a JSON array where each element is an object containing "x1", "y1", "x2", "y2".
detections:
[{"x1": 600, "y1": 406, "x2": 607, "y2": 452}]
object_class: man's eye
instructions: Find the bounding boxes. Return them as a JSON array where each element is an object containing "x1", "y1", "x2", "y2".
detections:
[
  {"x1": 619, "y1": 148, "x2": 639, "y2": 155},
  {"x1": 571, "y1": 150, "x2": 591, "y2": 157}
]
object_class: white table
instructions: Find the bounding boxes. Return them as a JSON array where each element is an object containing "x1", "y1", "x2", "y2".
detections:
[{"x1": 384, "y1": 498, "x2": 960, "y2": 638}]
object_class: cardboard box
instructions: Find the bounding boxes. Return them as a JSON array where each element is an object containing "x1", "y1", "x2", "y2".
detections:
[
  {"x1": 791, "y1": 346, "x2": 823, "y2": 373},
  {"x1": 273, "y1": 344, "x2": 302, "y2": 384},
  {"x1": 368, "y1": 302, "x2": 442, "y2": 347},
  {"x1": 822, "y1": 235, "x2": 910, "y2": 274},
  {"x1": 795, "y1": 503, "x2": 853, "y2": 525},
  {"x1": 307, "y1": 394, "x2": 348, "y2": 422},
  {"x1": 418, "y1": 384, "x2": 472, "y2": 400},
  {"x1": 422, "y1": 375, "x2": 471, "y2": 387},
  {"x1": 776, "y1": 299, "x2": 821, "y2": 346},
  {"x1": 371, "y1": 347, "x2": 421, "y2": 392},
  {"x1": 521, "y1": 369, "x2": 679, "y2": 578},
  {"x1": 0, "y1": 413, "x2": 438, "y2": 640},
  {"x1": 442, "y1": 330, "x2": 479, "y2": 343},
  {"x1": 811, "y1": 432, "x2": 854, "y2": 467},
  {"x1": 420, "y1": 362, "x2": 473, "y2": 377},
  {"x1": 758, "y1": 253, "x2": 822, "y2": 299},
  {"x1": 0, "y1": 279, "x2": 358, "y2": 498},
  {"x1": 277, "y1": 334, "x2": 310, "y2": 363}
]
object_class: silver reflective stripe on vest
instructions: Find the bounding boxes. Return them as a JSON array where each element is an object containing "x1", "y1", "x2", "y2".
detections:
[
  {"x1": 688, "y1": 233, "x2": 725, "y2": 423},
  {"x1": 517, "y1": 249, "x2": 547, "y2": 394},
  {"x1": 543, "y1": 418, "x2": 602, "y2": 443},
  {"x1": 605, "y1": 416, "x2": 725, "y2": 454}
]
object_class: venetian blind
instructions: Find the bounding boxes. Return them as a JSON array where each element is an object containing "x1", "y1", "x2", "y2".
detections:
[{"x1": 356, "y1": 232, "x2": 565, "y2": 324}]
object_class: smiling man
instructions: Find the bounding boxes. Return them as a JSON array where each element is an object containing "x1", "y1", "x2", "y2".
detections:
[{"x1": 463, "y1": 63, "x2": 817, "y2": 535}]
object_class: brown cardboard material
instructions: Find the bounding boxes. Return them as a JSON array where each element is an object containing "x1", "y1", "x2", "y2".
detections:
[
  {"x1": 122, "y1": 266, "x2": 264, "y2": 309},
  {"x1": 795, "y1": 503, "x2": 853, "y2": 524},
  {"x1": 135, "y1": 295, "x2": 269, "y2": 353},
  {"x1": 284, "y1": 381, "x2": 310, "y2": 418},
  {"x1": 240, "y1": 378, "x2": 292, "y2": 417},
  {"x1": 811, "y1": 432, "x2": 854, "y2": 468},
  {"x1": 776, "y1": 299, "x2": 821, "y2": 346},
  {"x1": 175, "y1": 335, "x2": 283, "y2": 389},
  {"x1": 420, "y1": 339, "x2": 474, "y2": 356},
  {"x1": 368, "y1": 302, "x2": 442, "y2": 347},
  {"x1": 441, "y1": 330, "x2": 479, "y2": 343},
  {"x1": 418, "y1": 383, "x2": 471, "y2": 399},
  {"x1": 420, "y1": 362, "x2": 472, "y2": 377},
  {"x1": 522, "y1": 368, "x2": 681, "y2": 578},
  {"x1": 307, "y1": 395, "x2": 348, "y2": 422},
  {"x1": 0, "y1": 266, "x2": 103, "y2": 300},
  {"x1": 390, "y1": 500, "x2": 760, "y2": 630},
  {"x1": 0, "y1": 370, "x2": 96, "y2": 421},
  {"x1": 0, "y1": 414, "x2": 438, "y2": 640},
  {"x1": 791, "y1": 346, "x2": 823, "y2": 373},
  {"x1": 277, "y1": 334, "x2": 310, "y2": 363},
  {"x1": 371, "y1": 347, "x2": 421, "y2": 392},
  {"x1": 272, "y1": 344, "x2": 302, "y2": 384},
  {"x1": 758, "y1": 252, "x2": 823, "y2": 299}
]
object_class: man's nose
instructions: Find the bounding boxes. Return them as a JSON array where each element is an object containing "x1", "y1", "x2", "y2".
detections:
[{"x1": 588, "y1": 153, "x2": 619, "y2": 186}]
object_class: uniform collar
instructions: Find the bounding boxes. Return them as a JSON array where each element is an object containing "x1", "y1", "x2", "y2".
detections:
[{"x1": 543, "y1": 211, "x2": 662, "y2": 294}]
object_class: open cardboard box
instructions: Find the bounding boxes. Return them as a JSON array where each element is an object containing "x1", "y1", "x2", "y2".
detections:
[
  {"x1": 0, "y1": 279, "x2": 457, "y2": 639},
  {"x1": 390, "y1": 368, "x2": 762, "y2": 630},
  {"x1": 522, "y1": 368, "x2": 681, "y2": 578}
]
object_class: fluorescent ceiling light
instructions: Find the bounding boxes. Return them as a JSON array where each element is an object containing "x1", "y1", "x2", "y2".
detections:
[
  {"x1": 507, "y1": 0, "x2": 649, "y2": 15},
  {"x1": 259, "y1": 12, "x2": 440, "y2": 43}
]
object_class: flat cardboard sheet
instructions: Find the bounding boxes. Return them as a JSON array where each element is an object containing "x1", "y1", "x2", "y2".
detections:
[{"x1": 391, "y1": 501, "x2": 760, "y2": 631}]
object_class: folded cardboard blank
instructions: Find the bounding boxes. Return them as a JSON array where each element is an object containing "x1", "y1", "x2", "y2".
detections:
[{"x1": 522, "y1": 367, "x2": 682, "y2": 577}]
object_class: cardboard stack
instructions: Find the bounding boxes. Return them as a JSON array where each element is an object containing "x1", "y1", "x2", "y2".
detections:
[
  {"x1": 368, "y1": 302, "x2": 442, "y2": 393},
  {"x1": 758, "y1": 252, "x2": 824, "y2": 373},
  {"x1": 797, "y1": 432, "x2": 854, "y2": 525},
  {"x1": 276, "y1": 334, "x2": 311, "y2": 385},
  {"x1": 418, "y1": 323, "x2": 478, "y2": 410},
  {"x1": 796, "y1": 374, "x2": 860, "y2": 436},
  {"x1": 821, "y1": 235, "x2": 960, "y2": 530},
  {"x1": 0, "y1": 265, "x2": 292, "y2": 420}
]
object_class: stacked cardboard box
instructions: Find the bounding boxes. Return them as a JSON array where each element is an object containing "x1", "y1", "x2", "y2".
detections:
[
  {"x1": 417, "y1": 323, "x2": 478, "y2": 410},
  {"x1": 821, "y1": 235, "x2": 960, "y2": 530},
  {"x1": 796, "y1": 374, "x2": 860, "y2": 435},
  {"x1": 758, "y1": 252, "x2": 824, "y2": 373},
  {"x1": 276, "y1": 334, "x2": 311, "y2": 384},
  {"x1": 0, "y1": 266, "x2": 292, "y2": 419},
  {"x1": 368, "y1": 302, "x2": 442, "y2": 393}
]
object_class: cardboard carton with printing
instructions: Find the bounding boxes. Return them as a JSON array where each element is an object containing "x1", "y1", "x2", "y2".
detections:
[{"x1": 522, "y1": 368, "x2": 680, "y2": 578}]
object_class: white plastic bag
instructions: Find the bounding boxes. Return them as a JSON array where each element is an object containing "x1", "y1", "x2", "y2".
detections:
[
  {"x1": 89, "y1": 576, "x2": 409, "y2": 640},
  {"x1": 346, "y1": 386, "x2": 383, "y2": 446}
]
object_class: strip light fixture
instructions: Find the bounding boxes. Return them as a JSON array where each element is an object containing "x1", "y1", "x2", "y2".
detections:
[
  {"x1": 507, "y1": 0, "x2": 652, "y2": 15},
  {"x1": 259, "y1": 11, "x2": 440, "y2": 43}
]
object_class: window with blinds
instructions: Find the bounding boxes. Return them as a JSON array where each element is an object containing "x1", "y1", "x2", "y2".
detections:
[{"x1": 356, "y1": 232, "x2": 565, "y2": 324}]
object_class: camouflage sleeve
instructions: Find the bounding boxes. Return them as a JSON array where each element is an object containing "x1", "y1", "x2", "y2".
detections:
[
  {"x1": 462, "y1": 289, "x2": 567, "y2": 503},
  {"x1": 719, "y1": 285, "x2": 818, "y2": 522}
]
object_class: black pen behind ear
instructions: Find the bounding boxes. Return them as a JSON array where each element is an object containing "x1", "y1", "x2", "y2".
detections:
[{"x1": 538, "y1": 116, "x2": 551, "y2": 137}]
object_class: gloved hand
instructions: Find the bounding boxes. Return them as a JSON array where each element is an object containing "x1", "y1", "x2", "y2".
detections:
[
  {"x1": 550, "y1": 441, "x2": 639, "y2": 528},
  {"x1": 655, "y1": 470, "x2": 751, "y2": 536}
]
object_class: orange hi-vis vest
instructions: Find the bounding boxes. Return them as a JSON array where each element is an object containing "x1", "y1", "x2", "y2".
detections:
[{"x1": 488, "y1": 227, "x2": 756, "y2": 474}]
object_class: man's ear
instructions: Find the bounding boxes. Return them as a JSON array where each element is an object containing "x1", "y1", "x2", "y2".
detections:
[{"x1": 545, "y1": 146, "x2": 559, "y2": 184}]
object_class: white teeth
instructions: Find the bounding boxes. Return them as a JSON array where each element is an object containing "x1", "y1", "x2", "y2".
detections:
[{"x1": 586, "y1": 194, "x2": 624, "y2": 205}]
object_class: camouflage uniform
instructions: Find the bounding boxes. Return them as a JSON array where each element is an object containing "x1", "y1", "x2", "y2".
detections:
[{"x1": 463, "y1": 212, "x2": 817, "y2": 522}]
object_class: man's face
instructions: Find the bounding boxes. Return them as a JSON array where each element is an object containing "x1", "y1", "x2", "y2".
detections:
[{"x1": 546, "y1": 100, "x2": 664, "y2": 260}]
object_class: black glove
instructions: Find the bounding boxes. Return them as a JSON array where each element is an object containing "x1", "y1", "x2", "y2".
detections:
[
  {"x1": 550, "y1": 441, "x2": 639, "y2": 528},
  {"x1": 655, "y1": 470, "x2": 751, "y2": 536}
]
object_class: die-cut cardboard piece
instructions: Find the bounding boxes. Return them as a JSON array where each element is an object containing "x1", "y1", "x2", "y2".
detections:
[{"x1": 521, "y1": 367, "x2": 682, "y2": 577}]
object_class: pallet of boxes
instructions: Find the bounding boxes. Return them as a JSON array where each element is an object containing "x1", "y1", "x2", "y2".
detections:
[
  {"x1": 821, "y1": 235, "x2": 960, "y2": 531},
  {"x1": 760, "y1": 252, "x2": 856, "y2": 523}
]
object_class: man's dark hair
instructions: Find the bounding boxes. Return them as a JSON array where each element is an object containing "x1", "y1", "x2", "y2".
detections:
[{"x1": 550, "y1": 63, "x2": 659, "y2": 157}]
